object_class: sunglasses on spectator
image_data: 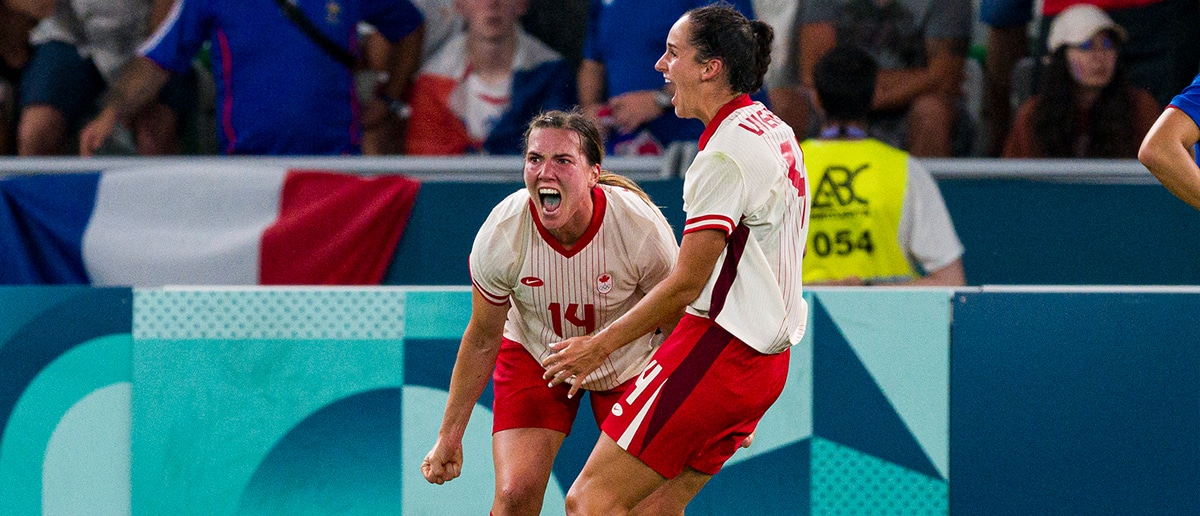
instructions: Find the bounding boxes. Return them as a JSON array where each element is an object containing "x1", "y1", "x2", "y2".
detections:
[{"x1": 1075, "y1": 35, "x2": 1116, "y2": 51}]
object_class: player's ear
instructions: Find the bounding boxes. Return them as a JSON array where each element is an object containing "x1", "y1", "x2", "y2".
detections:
[
  {"x1": 702, "y1": 58, "x2": 723, "y2": 82},
  {"x1": 590, "y1": 164, "x2": 601, "y2": 186}
]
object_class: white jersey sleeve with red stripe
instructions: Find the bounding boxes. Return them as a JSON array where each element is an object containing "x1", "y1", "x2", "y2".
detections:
[
  {"x1": 681, "y1": 95, "x2": 811, "y2": 354},
  {"x1": 469, "y1": 185, "x2": 679, "y2": 390}
]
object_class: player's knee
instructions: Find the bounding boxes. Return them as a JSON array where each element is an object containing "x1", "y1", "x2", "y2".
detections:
[
  {"x1": 563, "y1": 484, "x2": 587, "y2": 516},
  {"x1": 493, "y1": 479, "x2": 546, "y2": 515},
  {"x1": 630, "y1": 496, "x2": 685, "y2": 516},
  {"x1": 564, "y1": 479, "x2": 623, "y2": 516}
]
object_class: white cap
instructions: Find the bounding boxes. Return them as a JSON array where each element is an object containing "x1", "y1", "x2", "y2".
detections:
[{"x1": 1047, "y1": 4, "x2": 1128, "y2": 53}]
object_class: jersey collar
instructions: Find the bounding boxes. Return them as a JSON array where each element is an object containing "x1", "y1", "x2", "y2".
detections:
[
  {"x1": 528, "y1": 186, "x2": 607, "y2": 258},
  {"x1": 698, "y1": 94, "x2": 754, "y2": 151}
]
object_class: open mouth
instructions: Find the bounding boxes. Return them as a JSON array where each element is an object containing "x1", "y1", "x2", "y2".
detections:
[{"x1": 538, "y1": 187, "x2": 562, "y2": 212}]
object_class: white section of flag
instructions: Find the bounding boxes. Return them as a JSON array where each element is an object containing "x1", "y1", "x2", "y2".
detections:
[{"x1": 81, "y1": 164, "x2": 287, "y2": 287}]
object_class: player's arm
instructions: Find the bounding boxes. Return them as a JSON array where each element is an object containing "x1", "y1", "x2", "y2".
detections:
[
  {"x1": 1139, "y1": 107, "x2": 1200, "y2": 210},
  {"x1": 79, "y1": 56, "x2": 171, "y2": 156},
  {"x1": 421, "y1": 287, "x2": 508, "y2": 484},
  {"x1": 543, "y1": 228, "x2": 725, "y2": 397}
]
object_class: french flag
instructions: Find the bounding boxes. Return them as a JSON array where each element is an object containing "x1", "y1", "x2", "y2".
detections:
[{"x1": 0, "y1": 165, "x2": 420, "y2": 286}]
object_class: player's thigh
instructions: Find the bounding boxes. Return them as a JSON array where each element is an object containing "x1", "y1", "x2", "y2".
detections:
[
  {"x1": 492, "y1": 427, "x2": 565, "y2": 494},
  {"x1": 631, "y1": 467, "x2": 712, "y2": 516},
  {"x1": 568, "y1": 433, "x2": 666, "y2": 514},
  {"x1": 493, "y1": 339, "x2": 582, "y2": 434}
]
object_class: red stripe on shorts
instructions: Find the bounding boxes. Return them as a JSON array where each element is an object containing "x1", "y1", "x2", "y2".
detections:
[{"x1": 639, "y1": 322, "x2": 734, "y2": 448}]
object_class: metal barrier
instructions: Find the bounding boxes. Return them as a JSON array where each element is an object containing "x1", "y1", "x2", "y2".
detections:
[{"x1": 0, "y1": 155, "x2": 1157, "y2": 183}]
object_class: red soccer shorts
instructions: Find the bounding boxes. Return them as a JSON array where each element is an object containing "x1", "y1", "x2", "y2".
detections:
[
  {"x1": 601, "y1": 314, "x2": 790, "y2": 478},
  {"x1": 492, "y1": 338, "x2": 635, "y2": 434}
]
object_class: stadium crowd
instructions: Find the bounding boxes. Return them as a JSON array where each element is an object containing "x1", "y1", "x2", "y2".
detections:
[{"x1": 0, "y1": 0, "x2": 1196, "y2": 160}]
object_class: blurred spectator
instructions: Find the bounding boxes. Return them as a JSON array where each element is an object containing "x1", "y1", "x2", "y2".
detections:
[
  {"x1": 982, "y1": 0, "x2": 1200, "y2": 156},
  {"x1": 979, "y1": 0, "x2": 1032, "y2": 157},
  {"x1": 797, "y1": 0, "x2": 973, "y2": 157},
  {"x1": 753, "y1": 0, "x2": 815, "y2": 139},
  {"x1": 1003, "y1": 4, "x2": 1159, "y2": 158},
  {"x1": 1036, "y1": 1, "x2": 1200, "y2": 110},
  {"x1": 1139, "y1": 72, "x2": 1200, "y2": 211},
  {"x1": 403, "y1": 0, "x2": 574, "y2": 155},
  {"x1": 79, "y1": 0, "x2": 424, "y2": 156},
  {"x1": 521, "y1": 0, "x2": 587, "y2": 71},
  {"x1": 358, "y1": 0, "x2": 458, "y2": 154},
  {"x1": 408, "y1": 0, "x2": 460, "y2": 59},
  {"x1": 577, "y1": 0, "x2": 756, "y2": 156},
  {"x1": 801, "y1": 45, "x2": 965, "y2": 287},
  {"x1": 0, "y1": 2, "x2": 35, "y2": 155},
  {"x1": 12, "y1": 0, "x2": 187, "y2": 156}
]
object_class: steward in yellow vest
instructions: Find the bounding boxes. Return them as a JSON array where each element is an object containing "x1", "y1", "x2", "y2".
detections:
[
  {"x1": 800, "y1": 45, "x2": 966, "y2": 286},
  {"x1": 801, "y1": 137, "x2": 917, "y2": 283}
]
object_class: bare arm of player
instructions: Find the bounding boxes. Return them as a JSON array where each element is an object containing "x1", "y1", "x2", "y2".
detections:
[
  {"x1": 421, "y1": 287, "x2": 509, "y2": 485},
  {"x1": 542, "y1": 229, "x2": 727, "y2": 398},
  {"x1": 1139, "y1": 107, "x2": 1200, "y2": 211}
]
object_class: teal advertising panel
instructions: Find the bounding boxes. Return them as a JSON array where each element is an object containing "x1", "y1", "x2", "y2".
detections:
[
  {"x1": 806, "y1": 289, "x2": 950, "y2": 515},
  {"x1": 951, "y1": 290, "x2": 1200, "y2": 515},
  {"x1": 4, "y1": 287, "x2": 950, "y2": 515},
  {"x1": 132, "y1": 289, "x2": 406, "y2": 515},
  {"x1": 0, "y1": 287, "x2": 132, "y2": 516},
  {"x1": 403, "y1": 288, "x2": 951, "y2": 515}
]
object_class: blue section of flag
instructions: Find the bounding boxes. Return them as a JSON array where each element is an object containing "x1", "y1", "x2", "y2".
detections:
[
  {"x1": 0, "y1": 173, "x2": 100, "y2": 284},
  {"x1": 811, "y1": 297, "x2": 940, "y2": 480}
]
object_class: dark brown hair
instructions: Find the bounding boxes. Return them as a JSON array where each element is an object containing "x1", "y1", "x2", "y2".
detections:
[
  {"x1": 685, "y1": 3, "x2": 773, "y2": 94},
  {"x1": 1031, "y1": 41, "x2": 1138, "y2": 158}
]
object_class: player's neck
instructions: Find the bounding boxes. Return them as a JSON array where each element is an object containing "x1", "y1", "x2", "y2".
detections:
[{"x1": 696, "y1": 90, "x2": 742, "y2": 125}]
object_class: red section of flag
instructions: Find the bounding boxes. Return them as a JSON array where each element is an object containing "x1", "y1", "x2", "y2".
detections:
[{"x1": 260, "y1": 170, "x2": 421, "y2": 285}]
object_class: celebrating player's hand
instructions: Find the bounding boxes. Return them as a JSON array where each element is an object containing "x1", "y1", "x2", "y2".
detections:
[
  {"x1": 421, "y1": 437, "x2": 464, "y2": 485},
  {"x1": 542, "y1": 335, "x2": 608, "y2": 399}
]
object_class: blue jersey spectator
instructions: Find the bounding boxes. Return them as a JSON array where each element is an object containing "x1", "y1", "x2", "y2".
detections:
[
  {"x1": 80, "y1": 0, "x2": 424, "y2": 156},
  {"x1": 578, "y1": 0, "x2": 756, "y2": 156}
]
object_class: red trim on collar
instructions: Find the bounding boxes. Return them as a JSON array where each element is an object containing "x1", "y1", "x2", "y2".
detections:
[
  {"x1": 528, "y1": 186, "x2": 607, "y2": 258},
  {"x1": 698, "y1": 94, "x2": 754, "y2": 150}
]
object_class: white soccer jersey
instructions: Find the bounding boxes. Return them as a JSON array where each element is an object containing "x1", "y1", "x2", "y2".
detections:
[
  {"x1": 470, "y1": 184, "x2": 679, "y2": 390},
  {"x1": 682, "y1": 94, "x2": 811, "y2": 354}
]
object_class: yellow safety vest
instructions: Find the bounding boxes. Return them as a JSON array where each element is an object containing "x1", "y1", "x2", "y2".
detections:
[{"x1": 800, "y1": 138, "x2": 917, "y2": 283}]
